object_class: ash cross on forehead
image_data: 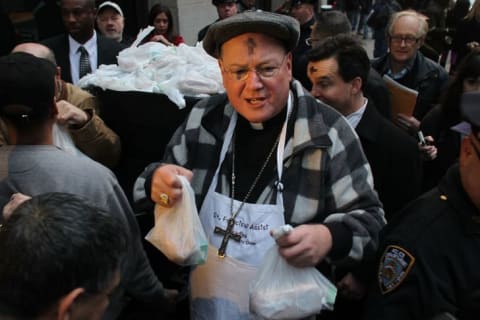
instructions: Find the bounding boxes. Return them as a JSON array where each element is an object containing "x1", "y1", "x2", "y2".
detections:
[{"x1": 246, "y1": 37, "x2": 256, "y2": 55}]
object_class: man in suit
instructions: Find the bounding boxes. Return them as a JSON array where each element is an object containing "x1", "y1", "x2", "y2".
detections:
[
  {"x1": 309, "y1": 10, "x2": 392, "y2": 120},
  {"x1": 307, "y1": 33, "x2": 423, "y2": 319},
  {"x1": 307, "y1": 34, "x2": 423, "y2": 220},
  {"x1": 43, "y1": 0, "x2": 126, "y2": 84}
]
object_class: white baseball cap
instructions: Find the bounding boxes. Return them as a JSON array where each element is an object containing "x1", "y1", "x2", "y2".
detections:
[{"x1": 98, "y1": 1, "x2": 124, "y2": 17}]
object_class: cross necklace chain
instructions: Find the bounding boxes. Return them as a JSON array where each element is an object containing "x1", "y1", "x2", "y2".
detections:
[{"x1": 214, "y1": 131, "x2": 281, "y2": 258}]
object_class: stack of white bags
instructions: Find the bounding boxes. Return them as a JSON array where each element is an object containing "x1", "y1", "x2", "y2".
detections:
[{"x1": 78, "y1": 26, "x2": 225, "y2": 109}]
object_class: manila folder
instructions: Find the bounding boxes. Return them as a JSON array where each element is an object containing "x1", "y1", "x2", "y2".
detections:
[{"x1": 383, "y1": 74, "x2": 418, "y2": 117}]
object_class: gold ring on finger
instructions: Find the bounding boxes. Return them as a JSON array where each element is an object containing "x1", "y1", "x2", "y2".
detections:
[{"x1": 159, "y1": 193, "x2": 169, "y2": 206}]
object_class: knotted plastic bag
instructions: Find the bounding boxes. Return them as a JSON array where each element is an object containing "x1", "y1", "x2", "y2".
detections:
[
  {"x1": 249, "y1": 225, "x2": 337, "y2": 319},
  {"x1": 145, "y1": 175, "x2": 208, "y2": 266},
  {"x1": 52, "y1": 123, "x2": 88, "y2": 159}
]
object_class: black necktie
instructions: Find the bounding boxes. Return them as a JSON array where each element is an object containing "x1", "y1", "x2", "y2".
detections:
[{"x1": 78, "y1": 46, "x2": 91, "y2": 79}]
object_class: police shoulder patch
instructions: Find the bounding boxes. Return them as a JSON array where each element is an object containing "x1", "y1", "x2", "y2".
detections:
[{"x1": 378, "y1": 245, "x2": 415, "y2": 294}]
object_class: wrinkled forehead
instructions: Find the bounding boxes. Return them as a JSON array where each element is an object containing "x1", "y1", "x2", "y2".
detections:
[
  {"x1": 61, "y1": 0, "x2": 94, "y2": 9},
  {"x1": 392, "y1": 15, "x2": 421, "y2": 35},
  {"x1": 97, "y1": 7, "x2": 121, "y2": 17},
  {"x1": 220, "y1": 33, "x2": 287, "y2": 58}
]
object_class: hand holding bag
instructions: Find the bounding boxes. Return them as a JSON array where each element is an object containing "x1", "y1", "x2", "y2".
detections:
[
  {"x1": 145, "y1": 175, "x2": 208, "y2": 266},
  {"x1": 249, "y1": 225, "x2": 337, "y2": 319}
]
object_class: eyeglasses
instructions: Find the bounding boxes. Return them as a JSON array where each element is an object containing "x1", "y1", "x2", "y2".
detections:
[
  {"x1": 389, "y1": 35, "x2": 419, "y2": 46},
  {"x1": 221, "y1": 55, "x2": 287, "y2": 82},
  {"x1": 306, "y1": 37, "x2": 321, "y2": 46}
]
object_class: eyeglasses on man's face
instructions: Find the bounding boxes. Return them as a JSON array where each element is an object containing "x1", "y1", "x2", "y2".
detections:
[
  {"x1": 221, "y1": 55, "x2": 288, "y2": 82},
  {"x1": 389, "y1": 35, "x2": 419, "y2": 46},
  {"x1": 306, "y1": 37, "x2": 321, "y2": 46}
]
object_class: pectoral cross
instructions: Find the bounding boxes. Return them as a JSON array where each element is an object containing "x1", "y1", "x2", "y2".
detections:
[{"x1": 214, "y1": 218, "x2": 241, "y2": 258}]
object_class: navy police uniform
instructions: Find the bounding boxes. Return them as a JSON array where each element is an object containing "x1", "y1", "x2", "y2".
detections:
[{"x1": 364, "y1": 164, "x2": 480, "y2": 320}]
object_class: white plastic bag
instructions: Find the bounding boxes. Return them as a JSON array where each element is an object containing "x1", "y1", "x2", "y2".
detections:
[
  {"x1": 249, "y1": 225, "x2": 337, "y2": 319},
  {"x1": 52, "y1": 123, "x2": 88, "y2": 159},
  {"x1": 145, "y1": 175, "x2": 208, "y2": 266}
]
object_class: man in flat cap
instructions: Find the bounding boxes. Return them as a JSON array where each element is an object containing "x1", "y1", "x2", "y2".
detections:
[
  {"x1": 135, "y1": 10, "x2": 385, "y2": 319},
  {"x1": 0, "y1": 52, "x2": 175, "y2": 319},
  {"x1": 197, "y1": 0, "x2": 238, "y2": 42},
  {"x1": 364, "y1": 91, "x2": 480, "y2": 320}
]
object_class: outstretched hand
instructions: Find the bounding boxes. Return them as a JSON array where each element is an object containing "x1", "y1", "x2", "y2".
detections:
[
  {"x1": 56, "y1": 100, "x2": 89, "y2": 127},
  {"x1": 151, "y1": 164, "x2": 193, "y2": 208},
  {"x1": 275, "y1": 224, "x2": 332, "y2": 268}
]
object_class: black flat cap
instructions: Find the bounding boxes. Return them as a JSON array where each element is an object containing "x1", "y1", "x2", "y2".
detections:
[
  {"x1": 0, "y1": 52, "x2": 56, "y2": 121},
  {"x1": 203, "y1": 10, "x2": 300, "y2": 58}
]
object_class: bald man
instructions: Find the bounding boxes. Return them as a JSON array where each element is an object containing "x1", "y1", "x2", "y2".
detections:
[{"x1": 5, "y1": 42, "x2": 121, "y2": 168}]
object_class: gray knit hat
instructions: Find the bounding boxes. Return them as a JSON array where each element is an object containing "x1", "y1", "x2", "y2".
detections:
[{"x1": 203, "y1": 10, "x2": 300, "y2": 58}]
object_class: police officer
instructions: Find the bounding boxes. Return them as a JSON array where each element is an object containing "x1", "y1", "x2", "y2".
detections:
[{"x1": 363, "y1": 91, "x2": 480, "y2": 320}]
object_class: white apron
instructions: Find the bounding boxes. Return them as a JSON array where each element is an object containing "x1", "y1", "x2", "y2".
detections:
[{"x1": 190, "y1": 95, "x2": 292, "y2": 320}]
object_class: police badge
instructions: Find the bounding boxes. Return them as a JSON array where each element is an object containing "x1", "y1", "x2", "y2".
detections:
[{"x1": 378, "y1": 245, "x2": 415, "y2": 294}]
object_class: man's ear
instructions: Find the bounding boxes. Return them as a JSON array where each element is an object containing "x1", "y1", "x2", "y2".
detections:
[
  {"x1": 417, "y1": 36, "x2": 426, "y2": 48},
  {"x1": 351, "y1": 76, "x2": 363, "y2": 95},
  {"x1": 57, "y1": 288, "x2": 85, "y2": 320},
  {"x1": 56, "y1": 66, "x2": 62, "y2": 79}
]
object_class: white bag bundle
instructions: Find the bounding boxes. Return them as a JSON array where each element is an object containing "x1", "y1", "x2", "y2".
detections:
[
  {"x1": 145, "y1": 175, "x2": 208, "y2": 266},
  {"x1": 52, "y1": 123, "x2": 88, "y2": 159},
  {"x1": 250, "y1": 225, "x2": 337, "y2": 319}
]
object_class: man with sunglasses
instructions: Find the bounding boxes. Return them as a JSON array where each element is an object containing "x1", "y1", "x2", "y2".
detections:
[
  {"x1": 364, "y1": 91, "x2": 480, "y2": 320},
  {"x1": 134, "y1": 10, "x2": 385, "y2": 319},
  {"x1": 372, "y1": 10, "x2": 448, "y2": 134}
]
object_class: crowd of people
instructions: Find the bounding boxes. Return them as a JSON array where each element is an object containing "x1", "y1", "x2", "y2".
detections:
[{"x1": 1, "y1": 0, "x2": 479, "y2": 319}]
